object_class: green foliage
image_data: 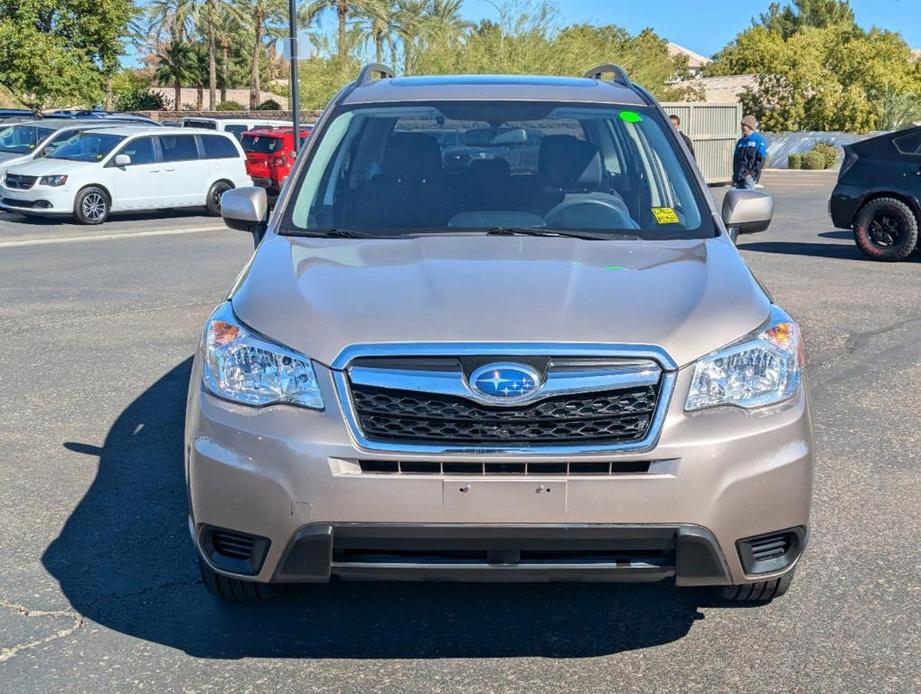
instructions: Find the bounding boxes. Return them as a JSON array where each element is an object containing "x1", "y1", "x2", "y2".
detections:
[
  {"x1": 812, "y1": 141, "x2": 838, "y2": 167},
  {"x1": 0, "y1": 0, "x2": 134, "y2": 111},
  {"x1": 215, "y1": 100, "x2": 244, "y2": 110},
  {"x1": 788, "y1": 153, "x2": 802, "y2": 169},
  {"x1": 709, "y1": 1, "x2": 921, "y2": 132},
  {"x1": 800, "y1": 150, "x2": 826, "y2": 169},
  {"x1": 257, "y1": 99, "x2": 282, "y2": 110},
  {"x1": 114, "y1": 86, "x2": 169, "y2": 111}
]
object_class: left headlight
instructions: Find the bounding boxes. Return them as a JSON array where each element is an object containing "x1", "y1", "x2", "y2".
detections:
[
  {"x1": 685, "y1": 306, "x2": 804, "y2": 412},
  {"x1": 202, "y1": 303, "x2": 324, "y2": 410},
  {"x1": 39, "y1": 175, "x2": 68, "y2": 186}
]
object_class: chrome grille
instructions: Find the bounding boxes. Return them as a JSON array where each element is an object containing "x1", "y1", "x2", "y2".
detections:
[{"x1": 344, "y1": 355, "x2": 666, "y2": 448}]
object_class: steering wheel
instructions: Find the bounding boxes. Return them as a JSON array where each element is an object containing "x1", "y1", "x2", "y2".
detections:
[{"x1": 544, "y1": 197, "x2": 638, "y2": 230}]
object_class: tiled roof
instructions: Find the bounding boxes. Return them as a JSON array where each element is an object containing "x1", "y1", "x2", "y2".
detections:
[{"x1": 667, "y1": 43, "x2": 713, "y2": 69}]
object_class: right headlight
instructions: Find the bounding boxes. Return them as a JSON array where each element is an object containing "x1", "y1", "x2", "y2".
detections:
[
  {"x1": 202, "y1": 302, "x2": 324, "y2": 410},
  {"x1": 685, "y1": 306, "x2": 804, "y2": 412}
]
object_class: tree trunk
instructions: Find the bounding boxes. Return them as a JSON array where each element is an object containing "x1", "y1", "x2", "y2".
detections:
[
  {"x1": 208, "y1": 5, "x2": 217, "y2": 108},
  {"x1": 174, "y1": 79, "x2": 181, "y2": 112},
  {"x1": 374, "y1": 28, "x2": 383, "y2": 64},
  {"x1": 221, "y1": 42, "x2": 229, "y2": 103},
  {"x1": 337, "y1": 0, "x2": 348, "y2": 60},
  {"x1": 196, "y1": 84, "x2": 204, "y2": 110},
  {"x1": 105, "y1": 74, "x2": 113, "y2": 111},
  {"x1": 251, "y1": 13, "x2": 263, "y2": 109}
]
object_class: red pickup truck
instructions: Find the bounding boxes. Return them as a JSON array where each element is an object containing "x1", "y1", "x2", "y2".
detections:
[{"x1": 241, "y1": 126, "x2": 312, "y2": 194}]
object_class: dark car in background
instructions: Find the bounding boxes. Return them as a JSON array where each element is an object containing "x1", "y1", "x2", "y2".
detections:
[{"x1": 830, "y1": 127, "x2": 921, "y2": 261}]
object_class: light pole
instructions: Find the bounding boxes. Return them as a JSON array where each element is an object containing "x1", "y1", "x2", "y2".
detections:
[{"x1": 288, "y1": 0, "x2": 301, "y2": 152}]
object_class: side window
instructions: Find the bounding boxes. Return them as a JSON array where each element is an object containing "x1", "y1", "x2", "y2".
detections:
[
  {"x1": 893, "y1": 132, "x2": 921, "y2": 156},
  {"x1": 119, "y1": 137, "x2": 157, "y2": 165},
  {"x1": 202, "y1": 135, "x2": 240, "y2": 159},
  {"x1": 224, "y1": 125, "x2": 249, "y2": 141},
  {"x1": 158, "y1": 135, "x2": 199, "y2": 162}
]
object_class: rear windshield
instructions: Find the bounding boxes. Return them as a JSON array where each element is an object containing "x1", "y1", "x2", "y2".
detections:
[
  {"x1": 0, "y1": 124, "x2": 55, "y2": 154},
  {"x1": 48, "y1": 132, "x2": 125, "y2": 162},
  {"x1": 183, "y1": 119, "x2": 216, "y2": 130},
  {"x1": 242, "y1": 134, "x2": 283, "y2": 153},
  {"x1": 284, "y1": 102, "x2": 712, "y2": 239}
]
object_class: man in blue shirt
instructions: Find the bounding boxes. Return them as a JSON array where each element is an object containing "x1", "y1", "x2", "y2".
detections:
[{"x1": 733, "y1": 115, "x2": 767, "y2": 189}]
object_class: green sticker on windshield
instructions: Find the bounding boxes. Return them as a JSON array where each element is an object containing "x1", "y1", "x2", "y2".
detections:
[{"x1": 619, "y1": 110, "x2": 643, "y2": 123}]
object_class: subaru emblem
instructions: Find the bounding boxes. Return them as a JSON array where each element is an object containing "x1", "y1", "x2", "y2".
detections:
[{"x1": 469, "y1": 362, "x2": 541, "y2": 402}]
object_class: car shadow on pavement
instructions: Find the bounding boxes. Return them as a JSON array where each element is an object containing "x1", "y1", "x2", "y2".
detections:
[
  {"x1": 739, "y1": 233, "x2": 865, "y2": 260},
  {"x1": 2, "y1": 208, "x2": 210, "y2": 226},
  {"x1": 44, "y1": 359, "x2": 732, "y2": 660}
]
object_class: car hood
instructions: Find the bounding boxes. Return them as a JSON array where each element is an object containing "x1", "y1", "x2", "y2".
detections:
[
  {"x1": 0, "y1": 151, "x2": 29, "y2": 170},
  {"x1": 231, "y1": 234, "x2": 771, "y2": 369},
  {"x1": 3, "y1": 157, "x2": 97, "y2": 177}
]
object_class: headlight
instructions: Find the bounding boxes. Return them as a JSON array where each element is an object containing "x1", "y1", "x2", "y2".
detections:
[
  {"x1": 202, "y1": 303, "x2": 324, "y2": 410},
  {"x1": 685, "y1": 306, "x2": 804, "y2": 411},
  {"x1": 39, "y1": 175, "x2": 68, "y2": 186}
]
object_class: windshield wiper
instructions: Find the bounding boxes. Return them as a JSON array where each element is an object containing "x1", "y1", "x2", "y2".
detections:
[
  {"x1": 485, "y1": 227, "x2": 616, "y2": 240},
  {"x1": 285, "y1": 228, "x2": 384, "y2": 239}
]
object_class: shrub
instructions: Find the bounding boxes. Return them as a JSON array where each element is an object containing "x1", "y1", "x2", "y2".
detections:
[
  {"x1": 257, "y1": 99, "x2": 281, "y2": 110},
  {"x1": 800, "y1": 150, "x2": 827, "y2": 170},
  {"x1": 812, "y1": 141, "x2": 839, "y2": 168},
  {"x1": 788, "y1": 153, "x2": 802, "y2": 169},
  {"x1": 215, "y1": 100, "x2": 244, "y2": 111},
  {"x1": 113, "y1": 87, "x2": 168, "y2": 112}
]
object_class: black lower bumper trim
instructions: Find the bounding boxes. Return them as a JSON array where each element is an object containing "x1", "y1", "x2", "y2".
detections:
[{"x1": 272, "y1": 523, "x2": 731, "y2": 585}]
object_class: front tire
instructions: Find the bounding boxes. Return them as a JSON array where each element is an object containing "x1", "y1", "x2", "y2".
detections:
[
  {"x1": 198, "y1": 556, "x2": 276, "y2": 602},
  {"x1": 74, "y1": 186, "x2": 110, "y2": 225},
  {"x1": 853, "y1": 197, "x2": 918, "y2": 261},
  {"x1": 719, "y1": 569, "x2": 795, "y2": 602},
  {"x1": 206, "y1": 181, "x2": 233, "y2": 216}
]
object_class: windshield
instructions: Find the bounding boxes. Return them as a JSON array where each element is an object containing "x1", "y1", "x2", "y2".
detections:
[
  {"x1": 242, "y1": 133, "x2": 283, "y2": 153},
  {"x1": 0, "y1": 124, "x2": 55, "y2": 154},
  {"x1": 48, "y1": 132, "x2": 125, "y2": 162},
  {"x1": 285, "y1": 102, "x2": 711, "y2": 239}
]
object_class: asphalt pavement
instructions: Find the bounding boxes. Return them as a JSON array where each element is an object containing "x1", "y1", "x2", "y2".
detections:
[{"x1": 0, "y1": 170, "x2": 919, "y2": 692}]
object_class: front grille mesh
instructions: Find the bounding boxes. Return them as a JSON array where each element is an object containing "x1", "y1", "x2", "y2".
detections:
[
  {"x1": 350, "y1": 383, "x2": 659, "y2": 445},
  {"x1": 4, "y1": 174, "x2": 37, "y2": 190},
  {"x1": 358, "y1": 460, "x2": 652, "y2": 475}
]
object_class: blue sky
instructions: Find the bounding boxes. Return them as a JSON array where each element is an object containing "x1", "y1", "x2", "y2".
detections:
[{"x1": 464, "y1": 0, "x2": 921, "y2": 56}]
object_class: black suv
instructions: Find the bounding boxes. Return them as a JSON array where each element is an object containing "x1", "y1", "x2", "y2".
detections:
[{"x1": 830, "y1": 127, "x2": 921, "y2": 261}]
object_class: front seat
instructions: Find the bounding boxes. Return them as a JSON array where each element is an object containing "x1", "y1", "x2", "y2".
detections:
[{"x1": 535, "y1": 135, "x2": 635, "y2": 228}]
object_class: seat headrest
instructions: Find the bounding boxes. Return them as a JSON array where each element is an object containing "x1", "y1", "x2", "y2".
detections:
[
  {"x1": 469, "y1": 157, "x2": 510, "y2": 183},
  {"x1": 538, "y1": 135, "x2": 602, "y2": 190},
  {"x1": 383, "y1": 132, "x2": 442, "y2": 182}
]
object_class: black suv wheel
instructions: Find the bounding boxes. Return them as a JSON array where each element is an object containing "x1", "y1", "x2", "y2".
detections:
[{"x1": 854, "y1": 197, "x2": 918, "y2": 261}]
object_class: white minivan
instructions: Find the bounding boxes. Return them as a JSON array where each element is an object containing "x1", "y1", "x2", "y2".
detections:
[
  {"x1": 0, "y1": 127, "x2": 252, "y2": 224},
  {"x1": 181, "y1": 117, "x2": 290, "y2": 141}
]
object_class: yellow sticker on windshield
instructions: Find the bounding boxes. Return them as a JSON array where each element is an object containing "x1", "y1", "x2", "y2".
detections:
[{"x1": 652, "y1": 207, "x2": 680, "y2": 224}]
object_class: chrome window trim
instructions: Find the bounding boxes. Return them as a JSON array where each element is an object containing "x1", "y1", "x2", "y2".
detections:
[
  {"x1": 331, "y1": 342, "x2": 677, "y2": 456},
  {"x1": 348, "y1": 360, "x2": 662, "y2": 408}
]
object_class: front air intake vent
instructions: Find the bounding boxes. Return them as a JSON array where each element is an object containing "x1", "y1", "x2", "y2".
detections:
[
  {"x1": 737, "y1": 527, "x2": 805, "y2": 575},
  {"x1": 200, "y1": 525, "x2": 271, "y2": 575},
  {"x1": 358, "y1": 460, "x2": 652, "y2": 475}
]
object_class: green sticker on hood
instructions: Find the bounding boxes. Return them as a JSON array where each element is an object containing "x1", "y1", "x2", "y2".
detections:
[{"x1": 619, "y1": 110, "x2": 643, "y2": 123}]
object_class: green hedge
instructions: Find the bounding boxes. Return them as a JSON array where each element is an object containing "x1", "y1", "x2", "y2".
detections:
[
  {"x1": 788, "y1": 153, "x2": 803, "y2": 169},
  {"x1": 215, "y1": 100, "x2": 244, "y2": 111},
  {"x1": 801, "y1": 150, "x2": 827, "y2": 170},
  {"x1": 812, "y1": 141, "x2": 839, "y2": 168}
]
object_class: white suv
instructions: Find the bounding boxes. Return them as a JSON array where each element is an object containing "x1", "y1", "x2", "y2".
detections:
[{"x1": 0, "y1": 126, "x2": 252, "y2": 224}]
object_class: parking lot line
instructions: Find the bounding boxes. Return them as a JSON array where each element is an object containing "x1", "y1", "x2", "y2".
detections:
[{"x1": 0, "y1": 225, "x2": 226, "y2": 249}]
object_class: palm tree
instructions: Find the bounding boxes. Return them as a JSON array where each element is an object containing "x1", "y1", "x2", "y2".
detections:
[
  {"x1": 214, "y1": 6, "x2": 245, "y2": 103},
  {"x1": 302, "y1": 0, "x2": 378, "y2": 61},
  {"x1": 147, "y1": 0, "x2": 196, "y2": 48},
  {"x1": 354, "y1": 0, "x2": 401, "y2": 65},
  {"x1": 234, "y1": 0, "x2": 287, "y2": 109},
  {"x1": 154, "y1": 41, "x2": 200, "y2": 111},
  {"x1": 394, "y1": 0, "x2": 428, "y2": 74}
]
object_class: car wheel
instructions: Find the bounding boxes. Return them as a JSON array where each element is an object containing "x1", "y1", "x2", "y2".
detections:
[
  {"x1": 719, "y1": 569, "x2": 795, "y2": 602},
  {"x1": 74, "y1": 187, "x2": 110, "y2": 225},
  {"x1": 198, "y1": 556, "x2": 276, "y2": 602},
  {"x1": 853, "y1": 197, "x2": 918, "y2": 261},
  {"x1": 206, "y1": 181, "x2": 233, "y2": 216}
]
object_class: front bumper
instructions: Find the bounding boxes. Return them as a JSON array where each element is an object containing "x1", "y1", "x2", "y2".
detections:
[
  {"x1": 186, "y1": 355, "x2": 814, "y2": 586},
  {"x1": 0, "y1": 183, "x2": 75, "y2": 215}
]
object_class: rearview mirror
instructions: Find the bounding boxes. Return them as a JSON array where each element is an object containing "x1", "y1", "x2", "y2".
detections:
[
  {"x1": 114, "y1": 153, "x2": 131, "y2": 167},
  {"x1": 221, "y1": 187, "x2": 268, "y2": 237},
  {"x1": 721, "y1": 189, "x2": 773, "y2": 239}
]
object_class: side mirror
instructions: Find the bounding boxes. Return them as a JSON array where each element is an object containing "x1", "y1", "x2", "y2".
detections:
[
  {"x1": 114, "y1": 153, "x2": 131, "y2": 167},
  {"x1": 221, "y1": 186, "x2": 268, "y2": 237},
  {"x1": 721, "y1": 189, "x2": 773, "y2": 238}
]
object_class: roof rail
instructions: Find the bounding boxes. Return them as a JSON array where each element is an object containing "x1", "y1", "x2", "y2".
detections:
[
  {"x1": 583, "y1": 64, "x2": 632, "y2": 88},
  {"x1": 357, "y1": 63, "x2": 396, "y2": 86}
]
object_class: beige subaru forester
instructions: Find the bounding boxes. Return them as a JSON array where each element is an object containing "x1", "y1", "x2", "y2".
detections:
[{"x1": 186, "y1": 64, "x2": 813, "y2": 602}]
